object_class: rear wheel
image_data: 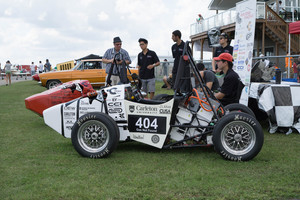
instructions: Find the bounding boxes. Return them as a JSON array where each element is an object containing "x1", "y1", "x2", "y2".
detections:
[
  {"x1": 224, "y1": 103, "x2": 255, "y2": 117},
  {"x1": 46, "y1": 80, "x2": 61, "y2": 89},
  {"x1": 71, "y1": 112, "x2": 119, "y2": 158},
  {"x1": 213, "y1": 112, "x2": 264, "y2": 161}
]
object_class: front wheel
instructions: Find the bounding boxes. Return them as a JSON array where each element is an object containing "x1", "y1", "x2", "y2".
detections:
[
  {"x1": 71, "y1": 112, "x2": 119, "y2": 158},
  {"x1": 46, "y1": 80, "x2": 61, "y2": 89},
  {"x1": 213, "y1": 112, "x2": 264, "y2": 161}
]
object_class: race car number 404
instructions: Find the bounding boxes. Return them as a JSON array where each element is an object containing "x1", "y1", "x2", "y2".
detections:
[{"x1": 128, "y1": 115, "x2": 166, "y2": 134}]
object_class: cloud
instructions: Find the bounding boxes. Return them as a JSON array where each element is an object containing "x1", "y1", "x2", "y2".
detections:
[
  {"x1": 0, "y1": 0, "x2": 215, "y2": 66},
  {"x1": 97, "y1": 11, "x2": 109, "y2": 21}
]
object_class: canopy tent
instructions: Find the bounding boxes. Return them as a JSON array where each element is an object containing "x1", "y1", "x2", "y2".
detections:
[
  {"x1": 76, "y1": 54, "x2": 102, "y2": 61},
  {"x1": 289, "y1": 21, "x2": 300, "y2": 34},
  {"x1": 287, "y1": 21, "x2": 300, "y2": 78}
]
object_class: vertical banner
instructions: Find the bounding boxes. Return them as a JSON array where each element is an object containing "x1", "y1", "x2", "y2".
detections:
[{"x1": 233, "y1": 0, "x2": 256, "y2": 105}]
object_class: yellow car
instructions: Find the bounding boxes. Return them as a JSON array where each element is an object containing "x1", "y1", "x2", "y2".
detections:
[{"x1": 39, "y1": 59, "x2": 138, "y2": 89}]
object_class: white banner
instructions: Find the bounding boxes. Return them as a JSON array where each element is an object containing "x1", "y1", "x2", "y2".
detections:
[{"x1": 233, "y1": 0, "x2": 257, "y2": 105}]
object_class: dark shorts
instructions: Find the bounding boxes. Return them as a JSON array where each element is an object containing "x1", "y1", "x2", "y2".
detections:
[{"x1": 141, "y1": 78, "x2": 155, "y2": 93}]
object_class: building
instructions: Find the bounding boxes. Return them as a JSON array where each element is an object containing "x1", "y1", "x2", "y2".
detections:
[{"x1": 190, "y1": 0, "x2": 300, "y2": 69}]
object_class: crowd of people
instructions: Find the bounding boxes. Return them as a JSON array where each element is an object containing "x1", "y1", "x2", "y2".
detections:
[
  {"x1": 0, "y1": 59, "x2": 52, "y2": 86},
  {"x1": 102, "y1": 30, "x2": 241, "y2": 106}
]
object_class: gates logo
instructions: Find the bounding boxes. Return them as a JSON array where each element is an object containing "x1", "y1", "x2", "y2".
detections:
[{"x1": 129, "y1": 105, "x2": 135, "y2": 113}]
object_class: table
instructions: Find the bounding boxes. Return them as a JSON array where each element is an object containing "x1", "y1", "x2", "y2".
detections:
[
  {"x1": 13, "y1": 72, "x2": 30, "y2": 80},
  {"x1": 249, "y1": 81, "x2": 300, "y2": 134}
]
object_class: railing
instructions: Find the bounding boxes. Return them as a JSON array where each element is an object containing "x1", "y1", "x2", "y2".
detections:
[
  {"x1": 265, "y1": 4, "x2": 287, "y2": 44},
  {"x1": 190, "y1": 2, "x2": 300, "y2": 36}
]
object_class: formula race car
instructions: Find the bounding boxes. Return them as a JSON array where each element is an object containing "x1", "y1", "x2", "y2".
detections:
[{"x1": 43, "y1": 42, "x2": 264, "y2": 161}]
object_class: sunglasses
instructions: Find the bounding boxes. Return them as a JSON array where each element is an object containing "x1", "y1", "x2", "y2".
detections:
[
  {"x1": 114, "y1": 43, "x2": 122, "y2": 46},
  {"x1": 219, "y1": 37, "x2": 225, "y2": 40}
]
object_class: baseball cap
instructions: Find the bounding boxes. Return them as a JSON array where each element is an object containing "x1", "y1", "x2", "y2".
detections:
[{"x1": 213, "y1": 53, "x2": 233, "y2": 62}]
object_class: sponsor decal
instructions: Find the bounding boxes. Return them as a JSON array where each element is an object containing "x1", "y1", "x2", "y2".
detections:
[
  {"x1": 129, "y1": 105, "x2": 135, "y2": 113},
  {"x1": 108, "y1": 102, "x2": 122, "y2": 107},
  {"x1": 221, "y1": 150, "x2": 242, "y2": 161},
  {"x1": 64, "y1": 112, "x2": 75, "y2": 117},
  {"x1": 107, "y1": 87, "x2": 122, "y2": 96},
  {"x1": 66, "y1": 120, "x2": 74, "y2": 124},
  {"x1": 238, "y1": 61, "x2": 244, "y2": 65},
  {"x1": 237, "y1": 66, "x2": 244, "y2": 70},
  {"x1": 77, "y1": 114, "x2": 97, "y2": 126},
  {"x1": 131, "y1": 105, "x2": 158, "y2": 114},
  {"x1": 89, "y1": 148, "x2": 110, "y2": 158},
  {"x1": 80, "y1": 101, "x2": 89, "y2": 105},
  {"x1": 151, "y1": 135, "x2": 160, "y2": 144},
  {"x1": 64, "y1": 106, "x2": 75, "y2": 110},
  {"x1": 159, "y1": 108, "x2": 171, "y2": 114},
  {"x1": 132, "y1": 134, "x2": 144, "y2": 140},
  {"x1": 234, "y1": 114, "x2": 256, "y2": 126},
  {"x1": 108, "y1": 108, "x2": 122, "y2": 113}
]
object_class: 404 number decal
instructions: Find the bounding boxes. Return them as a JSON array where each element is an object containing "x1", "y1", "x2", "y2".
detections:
[{"x1": 128, "y1": 115, "x2": 166, "y2": 134}]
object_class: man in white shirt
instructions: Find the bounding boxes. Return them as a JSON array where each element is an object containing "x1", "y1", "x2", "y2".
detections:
[
  {"x1": 30, "y1": 62, "x2": 36, "y2": 75},
  {"x1": 38, "y1": 61, "x2": 43, "y2": 73}
]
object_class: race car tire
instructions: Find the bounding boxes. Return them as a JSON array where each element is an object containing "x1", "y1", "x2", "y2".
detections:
[
  {"x1": 224, "y1": 103, "x2": 255, "y2": 118},
  {"x1": 152, "y1": 94, "x2": 173, "y2": 102},
  {"x1": 71, "y1": 112, "x2": 120, "y2": 158},
  {"x1": 212, "y1": 112, "x2": 264, "y2": 161},
  {"x1": 46, "y1": 80, "x2": 61, "y2": 89}
]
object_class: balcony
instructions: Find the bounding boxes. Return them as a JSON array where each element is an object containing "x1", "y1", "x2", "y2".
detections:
[{"x1": 190, "y1": 2, "x2": 300, "y2": 36}]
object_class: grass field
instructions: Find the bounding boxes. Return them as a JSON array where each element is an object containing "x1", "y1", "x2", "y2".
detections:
[{"x1": 0, "y1": 81, "x2": 300, "y2": 200}]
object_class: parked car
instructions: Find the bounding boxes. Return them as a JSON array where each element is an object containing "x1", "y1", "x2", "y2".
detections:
[{"x1": 39, "y1": 59, "x2": 138, "y2": 89}]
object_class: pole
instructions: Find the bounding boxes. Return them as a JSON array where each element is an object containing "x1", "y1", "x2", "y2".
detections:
[{"x1": 288, "y1": 33, "x2": 291, "y2": 78}]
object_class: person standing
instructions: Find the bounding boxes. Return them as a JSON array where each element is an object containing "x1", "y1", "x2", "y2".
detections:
[
  {"x1": 214, "y1": 53, "x2": 240, "y2": 106},
  {"x1": 137, "y1": 38, "x2": 160, "y2": 99},
  {"x1": 171, "y1": 30, "x2": 185, "y2": 88},
  {"x1": 30, "y1": 62, "x2": 36, "y2": 75},
  {"x1": 162, "y1": 59, "x2": 169, "y2": 77},
  {"x1": 38, "y1": 61, "x2": 43, "y2": 73},
  {"x1": 45, "y1": 59, "x2": 51, "y2": 72},
  {"x1": 102, "y1": 36, "x2": 131, "y2": 86},
  {"x1": 4, "y1": 60, "x2": 12, "y2": 86},
  {"x1": 212, "y1": 33, "x2": 233, "y2": 72}
]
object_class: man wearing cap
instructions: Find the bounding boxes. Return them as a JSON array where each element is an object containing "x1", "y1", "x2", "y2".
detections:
[
  {"x1": 137, "y1": 38, "x2": 160, "y2": 99},
  {"x1": 214, "y1": 53, "x2": 240, "y2": 106},
  {"x1": 212, "y1": 33, "x2": 233, "y2": 72},
  {"x1": 102, "y1": 36, "x2": 131, "y2": 85}
]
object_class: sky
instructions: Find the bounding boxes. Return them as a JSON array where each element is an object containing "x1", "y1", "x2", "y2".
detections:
[{"x1": 0, "y1": 0, "x2": 216, "y2": 66}]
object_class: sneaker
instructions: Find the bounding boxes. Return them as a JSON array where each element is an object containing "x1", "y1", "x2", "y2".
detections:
[{"x1": 285, "y1": 128, "x2": 293, "y2": 135}]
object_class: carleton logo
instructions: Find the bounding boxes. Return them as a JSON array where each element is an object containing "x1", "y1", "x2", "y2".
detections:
[
  {"x1": 136, "y1": 105, "x2": 157, "y2": 112},
  {"x1": 129, "y1": 105, "x2": 135, "y2": 113}
]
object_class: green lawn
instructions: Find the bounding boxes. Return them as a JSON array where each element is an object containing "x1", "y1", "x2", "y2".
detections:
[{"x1": 0, "y1": 81, "x2": 299, "y2": 200}]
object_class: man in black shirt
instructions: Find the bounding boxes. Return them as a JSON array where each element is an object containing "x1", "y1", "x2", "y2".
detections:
[
  {"x1": 214, "y1": 53, "x2": 240, "y2": 106},
  {"x1": 171, "y1": 30, "x2": 185, "y2": 88},
  {"x1": 137, "y1": 38, "x2": 160, "y2": 99},
  {"x1": 212, "y1": 33, "x2": 233, "y2": 72},
  {"x1": 196, "y1": 63, "x2": 220, "y2": 92}
]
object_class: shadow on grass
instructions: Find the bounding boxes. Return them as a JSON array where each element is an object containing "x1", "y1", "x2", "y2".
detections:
[{"x1": 116, "y1": 141, "x2": 215, "y2": 155}]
